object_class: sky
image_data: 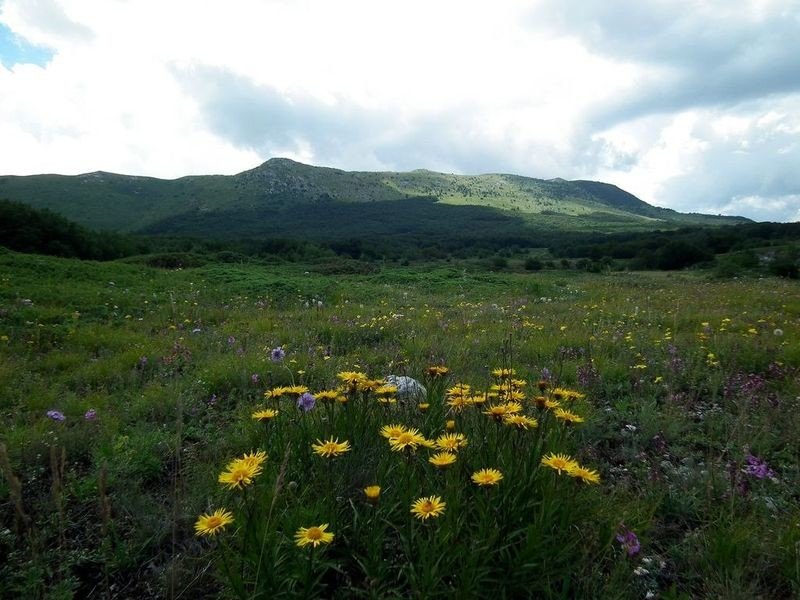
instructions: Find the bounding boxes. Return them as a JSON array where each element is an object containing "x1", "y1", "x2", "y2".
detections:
[{"x1": 1, "y1": 0, "x2": 799, "y2": 222}]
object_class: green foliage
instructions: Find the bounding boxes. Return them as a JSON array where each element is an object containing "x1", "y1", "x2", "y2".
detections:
[{"x1": 0, "y1": 251, "x2": 798, "y2": 598}]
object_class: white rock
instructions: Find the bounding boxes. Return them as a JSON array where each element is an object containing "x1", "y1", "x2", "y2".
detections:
[{"x1": 384, "y1": 375, "x2": 427, "y2": 402}]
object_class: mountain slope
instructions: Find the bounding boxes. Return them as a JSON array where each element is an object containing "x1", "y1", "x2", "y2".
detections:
[{"x1": 0, "y1": 158, "x2": 748, "y2": 237}]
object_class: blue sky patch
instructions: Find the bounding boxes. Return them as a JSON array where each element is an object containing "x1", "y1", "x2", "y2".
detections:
[{"x1": 0, "y1": 23, "x2": 53, "y2": 68}]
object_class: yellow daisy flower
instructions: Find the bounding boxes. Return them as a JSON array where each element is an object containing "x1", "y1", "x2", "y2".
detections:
[
  {"x1": 359, "y1": 379, "x2": 384, "y2": 393},
  {"x1": 337, "y1": 371, "x2": 367, "y2": 389},
  {"x1": 567, "y1": 464, "x2": 601, "y2": 484},
  {"x1": 544, "y1": 398, "x2": 562, "y2": 410},
  {"x1": 429, "y1": 452, "x2": 457, "y2": 468},
  {"x1": 483, "y1": 402, "x2": 523, "y2": 420},
  {"x1": 446, "y1": 395, "x2": 472, "y2": 412},
  {"x1": 503, "y1": 414, "x2": 539, "y2": 430},
  {"x1": 264, "y1": 386, "x2": 292, "y2": 399},
  {"x1": 294, "y1": 523, "x2": 334, "y2": 548},
  {"x1": 194, "y1": 508, "x2": 234, "y2": 536},
  {"x1": 251, "y1": 408, "x2": 279, "y2": 421},
  {"x1": 426, "y1": 365, "x2": 450, "y2": 378},
  {"x1": 389, "y1": 428, "x2": 426, "y2": 452},
  {"x1": 315, "y1": 390, "x2": 344, "y2": 403},
  {"x1": 446, "y1": 383, "x2": 471, "y2": 397},
  {"x1": 491, "y1": 367, "x2": 516, "y2": 380},
  {"x1": 218, "y1": 461, "x2": 262, "y2": 490},
  {"x1": 540, "y1": 452, "x2": 579, "y2": 475},
  {"x1": 285, "y1": 385, "x2": 309, "y2": 396},
  {"x1": 380, "y1": 423, "x2": 408, "y2": 439},
  {"x1": 435, "y1": 433, "x2": 468, "y2": 452},
  {"x1": 312, "y1": 438, "x2": 351, "y2": 458},
  {"x1": 410, "y1": 495, "x2": 446, "y2": 520},
  {"x1": 375, "y1": 384, "x2": 398, "y2": 396},
  {"x1": 554, "y1": 408, "x2": 585, "y2": 424},
  {"x1": 471, "y1": 468, "x2": 503, "y2": 486}
]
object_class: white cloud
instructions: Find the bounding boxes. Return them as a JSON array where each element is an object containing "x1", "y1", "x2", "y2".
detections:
[{"x1": 0, "y1": 0, "x2": 798, "y2": 221}]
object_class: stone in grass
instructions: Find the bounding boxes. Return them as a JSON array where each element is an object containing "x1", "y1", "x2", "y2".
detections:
[{"x1": 384, "y1": 375, "x2": 427, "y2": 402}]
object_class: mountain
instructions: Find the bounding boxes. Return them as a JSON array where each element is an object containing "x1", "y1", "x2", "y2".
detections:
[{"x1": 0, "y1": 158, "x2": 748, "y2": 240}]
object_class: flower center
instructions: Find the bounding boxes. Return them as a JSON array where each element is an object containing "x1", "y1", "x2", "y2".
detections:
[{"x1": 307, "y1": 527, "x2": 323, "y2": 540}]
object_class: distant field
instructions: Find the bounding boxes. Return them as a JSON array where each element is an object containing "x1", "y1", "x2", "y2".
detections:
[{"x1": 0, "y1": 250, "x2": 798, "y2": 598}]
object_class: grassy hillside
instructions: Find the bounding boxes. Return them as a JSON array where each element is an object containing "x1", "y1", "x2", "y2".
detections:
[{"x1": 0, "y1": 159, "x2": 748, "y2": 238}]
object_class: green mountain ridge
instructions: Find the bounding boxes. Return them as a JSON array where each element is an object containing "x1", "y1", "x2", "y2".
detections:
[{"x1": 0, "y1": 158, "x2": 748, "y2": 238}]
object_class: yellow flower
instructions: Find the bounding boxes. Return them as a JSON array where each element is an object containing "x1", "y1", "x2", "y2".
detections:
[
  {"x1": 429, "y1": 452, "x2": 457, "y2": 468},
  {"x1": 426, "y1": 365, "x2": 450, "y2": 378},
  {"x1": 483, "y1": 402, "x2": 522, "y2": 420},
  {"x1": 554, "y1": 408, "x2": 585, "y2": 424},
  {"x1": 389, "y1": 429, "x2": 426, "y2": 452},
  {"x1": 544, "y1": 398, "x2": 562, "y2": 410},
  {"x1": 251, "y1": 408, "x2": 279, "y2": 421},
  {"x1": 312, "y1": 438, "x2": 351, "y2": 458},
  {"x1": 471, "y1": 468, "x2": 503, "y2": 486},
  {"x1": 410, "y1": 495, "x2": 446, "y2": 520},
  {"x1": 446, "y1": 395, "x2": 472, "y2": 412},
  {"x1": 551, "y1": 387, "x2": 579, "y2": 401},
  {"x1": 380, "y1": 423, "x2": 408, "y2": 439},
  {"x1": 218, "y1": 461, "x2": 262, "y2": 490},
  {"x1": 435, "y1": 433, "x2": 468, "y2": 452},
  {"x1": 264, "y1": 386, "x2": 292, "y2": 399},
  {"x1": 540, "y1": 452, "x2": 579, "y2": 475},
  {"x1": 491, "y1": 367, "x2": 516, "y2": 380},
  {"x1": 375, "y1": 384, "x2": 398, "y2": 396},
  {"x1": 235, "y1": 450, "x2": 267, "y2": 470},
  {"x1": 315, "y1": 390, "x2": 344, "y2": 402},
  {"x1": 337, "y1": 371, "x2": 367, "y2": 389},
  {"x1": 418, "y1": 403, "x2": 430, "y2": 412},
  {"x1": 363, "y1": 485, "x2": 381, "y2": 503},
  {"x1": 285, "y1": 385, "x2": 309, "y2": 396},
  {"x1": 445, "y1": 420, "x2": 456, "y2": 431},
  {"x1": 294, "y1": 523, "x2": 334, "y2": 548},
  {"x1": 567, "y1": 464, "x2": 601, "y2": 485},
  {"x1": 503, "y1": 414, "x2": 539, "y2": 430},
  {"x1": 359, "y1": 378, "x2": 384, "y2": 392},
  {"x1": 194, "y1": 508, "x2": 234, "y2": 536},
  {"x1": 446, "y1": 383, "x2": 472, "y2": 397}
]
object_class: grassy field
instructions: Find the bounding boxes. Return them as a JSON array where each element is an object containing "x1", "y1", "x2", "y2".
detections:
[{"x1": 0, "y1": 248, "x2": 798, "y2": 598}]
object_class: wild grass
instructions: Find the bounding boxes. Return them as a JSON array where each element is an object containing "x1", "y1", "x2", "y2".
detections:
[{"x1": 0, "y1": 250, "x2": 798, "y2": 598}]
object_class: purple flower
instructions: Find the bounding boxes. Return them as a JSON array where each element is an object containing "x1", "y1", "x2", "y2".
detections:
[
  {"x1": 137, "y1": 356, "x2": 148, "y2": 369},
  {"x1": 47, "y1": 410, "x2": 66, "y2": 422},
  {"x1": 227, "y1": 335, "x2": 236, "y2": 345},
  {"x1": 744, "y1": 453, "x2": 775, "y2": 480},
  {"x1": 616, "y1": 527, "x2": 641, "y2": 556},
  {"x1": 208, "y1": 394, "x2": 217, "y2": 407},
  {"x1": 270, "y1": 346, "x2": 286, "y2": 362},
  {"x1": 297, "y1": 392, "x2": 316, "y2": 412},
  {"x1": 84, "y1": 408, "x2": 97, "y2": 421},
  {"x1": 540, "y1": 367, "x2": 552, "y2": 381},
  {"x1": 251, "y1": 373, "x2": 260, "y2": 384}
]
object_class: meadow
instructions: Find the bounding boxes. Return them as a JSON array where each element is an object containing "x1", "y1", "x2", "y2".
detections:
[{"x1": 0, "y1": 248, "x2": 798, "y2": 599}]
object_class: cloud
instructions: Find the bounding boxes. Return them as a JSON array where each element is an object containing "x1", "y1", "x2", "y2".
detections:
[
  {"x1": 1, "y1": 0, "x2": 93, "y2": 46},
  {"x1": 0, "y1": 0, "x2": 797, "y2": 221}
]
